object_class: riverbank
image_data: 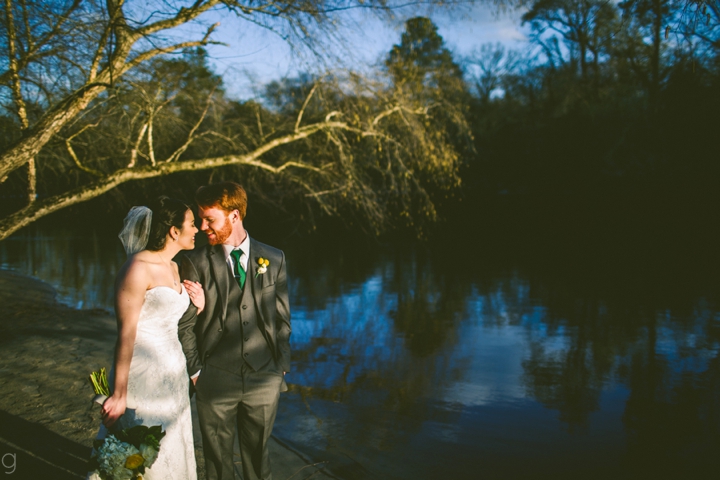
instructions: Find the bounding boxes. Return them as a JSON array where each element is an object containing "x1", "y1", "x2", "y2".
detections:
[{"x1": 0, "y1": 269, "x2": 336, "y2": 480}]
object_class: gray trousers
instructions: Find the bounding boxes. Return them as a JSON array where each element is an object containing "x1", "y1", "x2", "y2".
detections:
[{"x1": 195, "y1": 361, "x2": 283, "y2": 480}]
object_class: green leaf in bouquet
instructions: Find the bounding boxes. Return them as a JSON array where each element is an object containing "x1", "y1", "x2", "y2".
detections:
[
  {"x1": 115, "y1": 424, "x2": 166, "y2": 450},
  {"x1": 115, "y1": 425, "x2": 146, "y2": 448},
  {"x1": 147, "y1": 425, "x2": 166, "y2": 444},
  {"x1": 143, "y1": 433, "x2": 162, "y2": 450}
]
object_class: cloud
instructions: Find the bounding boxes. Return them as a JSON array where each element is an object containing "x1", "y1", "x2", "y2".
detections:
[{"x1": 433, "y1": 5, "x2": 528, "y2": 54}]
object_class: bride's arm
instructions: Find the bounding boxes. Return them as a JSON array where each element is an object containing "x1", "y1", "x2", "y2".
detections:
[{"x1": 102, "y1": 259, "x2": 148, "y2": 428}]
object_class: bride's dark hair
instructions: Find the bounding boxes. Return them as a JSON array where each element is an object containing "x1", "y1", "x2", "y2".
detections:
[{"x1": 145, "y1": 196, "x2": 190, "y2": 251}]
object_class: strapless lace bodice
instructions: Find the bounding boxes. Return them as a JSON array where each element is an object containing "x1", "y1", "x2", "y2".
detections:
[{"x1": 135, "y1": 285, "x2": 190, "y2": 340}]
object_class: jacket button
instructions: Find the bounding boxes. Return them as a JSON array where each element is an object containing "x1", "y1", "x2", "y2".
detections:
[
  {"x1": 218, "y1": 328, "x2": 223, "y2": 332},
  {"x1": 244, "y1": 337, "x2": 249, "y2": 342},
  {"x1": 242, "y1": 305, "x2": 248, "y2": 310},
  {"x1": 243, "y1": 321, "x2": 249, "y2": 326},
  {"x1": 243, "y1": 353, "x2": 249, "y2": 357}
]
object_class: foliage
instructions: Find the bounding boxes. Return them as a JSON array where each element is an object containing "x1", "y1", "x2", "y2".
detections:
[
  {"x1": 1, "y1": 0, "x2": 718, "y2": 241},
  {"x1": 113, "y1": 425, "x2": 166, "y2": 451},
  {"x1": 386, "y1": 16, "x2": 467, "y2": 102},
  {"x1": 0, "y1": 1, "x2": 471, "y2": 241}
]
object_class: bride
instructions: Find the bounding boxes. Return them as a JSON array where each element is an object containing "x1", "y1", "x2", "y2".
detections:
[{"x1": 90, "y1": 196, "x2": 205, "y2": 480}]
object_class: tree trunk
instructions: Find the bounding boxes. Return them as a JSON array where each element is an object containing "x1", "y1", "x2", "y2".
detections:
[{"x1": 579, "y1": 39, "x2": 588, "y2": 82}]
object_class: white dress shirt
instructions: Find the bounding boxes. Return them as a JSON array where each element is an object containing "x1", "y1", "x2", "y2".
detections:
[{"x1": 222, "y1": 232, "x2": 250, "y2": 276}]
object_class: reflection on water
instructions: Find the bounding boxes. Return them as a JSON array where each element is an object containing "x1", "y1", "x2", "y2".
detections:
[
  {"x1": 2, "y1": 224, "x2": 719, "y2": 479},
  {"x1": 282, "y1": 245, "x2": 720, "y2": 479},
  {"x1": 0, "y1": 226, "x2": 124, "y2": 309}
]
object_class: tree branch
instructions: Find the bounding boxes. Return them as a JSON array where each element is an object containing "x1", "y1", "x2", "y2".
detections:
[
  {"x1": 165, "y1": 88, "x2": 216, "y2": 162},
  {"x1": 3, "y1": 0, "x2": 29, "y2": 130},
  {"x1": 371, "y1": 104, "x2": 430, "y2": 127},
  {"x1": 3, "y1": 0, "x2": 37, "y2": 200},
  {"x1": 0, "y1": 0, "x2": 82, "y2": 85},
  {"x1": 89, "y1": 17, "x2": 113, "y2": 83},
  {"x1": 291, "y1": 177, "x2": 338, "y2": 216},
  {"x1": 255, "y1": 104, "x2": 265, "y2": 139},
  {"x1": 65, "y1": 133, "x2": 104, "y2": 177},
  {"x1": 0, "y1": 2, "x2": 223, "y2": 182},
  {"x1": 120, "y1": 23, "x2": 221, "y2": 76},
  {"x1": 18, "y1": 0, "x2": 29, "y2": 47},
  {"x1": 0, "y1": 115, "x2": 388, "y2": 240},
  {"x1": 128, "y1": 121, "x2": 148, "y2": 168},
  {"x1": 26, "y1": 158, "x2": 36, "y2": 202},
  {"x1": 295, "y1": 81, "x2": 321, "y2": 132},
  {"x1": 135, "y1": 0, "x2": 220, "y2": 37},
  {"x1": 147, "y1": 110, "x2": 156, "y2": 166}
]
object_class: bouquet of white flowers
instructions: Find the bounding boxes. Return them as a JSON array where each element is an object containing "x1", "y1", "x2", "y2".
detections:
[{"x1": 88, "y1": 368, "x2": 165, "y2": 480}]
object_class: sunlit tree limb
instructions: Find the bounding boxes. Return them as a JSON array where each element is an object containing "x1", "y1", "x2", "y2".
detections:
[
  {"x1": 0, "y1": 110, "x2": 418, "y2": 241},
  {"x1": 0, "y1": 2, "x2": 469, "y2": 238}
]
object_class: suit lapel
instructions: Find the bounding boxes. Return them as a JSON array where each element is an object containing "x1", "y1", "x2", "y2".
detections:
[
  {"x1": 249, "y1": 238, "x2": 265, "y2": 322},
  {"x1": 208, "y1": 244, "x2": 230, "y2": 325},
  {"x1": 248, "y1": 238, "x2": 276, "y2": 353}
]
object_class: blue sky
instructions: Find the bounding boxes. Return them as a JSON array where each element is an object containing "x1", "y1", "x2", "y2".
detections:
[{"x1": 179, "y1": 4, "x2": 528, "y2": 99}]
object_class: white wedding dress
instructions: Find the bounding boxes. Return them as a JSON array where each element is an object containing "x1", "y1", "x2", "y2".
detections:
[{"x1": 88, "y1": 285, "x2": 197, "y2": 480}]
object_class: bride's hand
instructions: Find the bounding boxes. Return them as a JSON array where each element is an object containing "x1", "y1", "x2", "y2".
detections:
[
  {"x1": 183, "y1": 280, "x2": 205, "y2": 313},
  {"x1": 101, "y1": 394, "x2": 126, "y2": 428}
]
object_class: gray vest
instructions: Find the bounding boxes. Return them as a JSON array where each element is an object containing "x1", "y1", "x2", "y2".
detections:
[{"x1": 206, "y1": 265, "x2": 272, "y2": 373}]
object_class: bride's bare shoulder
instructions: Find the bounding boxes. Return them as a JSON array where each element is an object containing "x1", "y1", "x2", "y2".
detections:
[
  {"x1": 129, "y1": 250, "x2": 158, "y2": 264},
  {"x1": 117, "y1": 252, "x2": 156, "y2": 284}
]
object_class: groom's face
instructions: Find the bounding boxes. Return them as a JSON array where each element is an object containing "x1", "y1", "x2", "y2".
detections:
[{"x1": 198, "y1": 206, "x2": 234, "y2": 245}]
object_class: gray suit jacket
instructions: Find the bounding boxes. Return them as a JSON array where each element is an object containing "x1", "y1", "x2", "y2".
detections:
[{"x1": 177, "y1": 238, "x2": 291, "y2": 378}]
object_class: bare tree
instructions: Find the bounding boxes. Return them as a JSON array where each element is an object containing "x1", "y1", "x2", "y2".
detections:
[
  {"x1": 522, "y1": 0, "x2": 617, "y2": 84},
  {"x1": 0, "y1": 0, "x2": 472, "y2": 240},
  {"x1": 464, "y1": 43, "x2": 524, "y2": 102},
  {"x1": 676, "y1": 0, "x2": 720, "y2": 51}
]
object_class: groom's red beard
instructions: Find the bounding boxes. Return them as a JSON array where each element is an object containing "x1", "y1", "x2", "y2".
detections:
[{"x1": 204, "y1": 217, "x2": 233, "y2": 245}]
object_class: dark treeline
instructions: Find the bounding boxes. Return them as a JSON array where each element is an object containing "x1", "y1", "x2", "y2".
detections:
[
  {"x1": 1, "y1": 1, "x2": 718, "y2": 240},
  {"x1": 464, "y1": 0, "x2": 720, "y2": 200}
]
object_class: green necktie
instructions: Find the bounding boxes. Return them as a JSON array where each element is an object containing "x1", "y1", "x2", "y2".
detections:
[{"x1": 230, "y1": 248, "x2": 246, "y2": 289}]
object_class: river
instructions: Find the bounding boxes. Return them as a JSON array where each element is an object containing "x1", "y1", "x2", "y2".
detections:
[{"x1": 1, "y1": 209, "x2": 718, "y2": 479}]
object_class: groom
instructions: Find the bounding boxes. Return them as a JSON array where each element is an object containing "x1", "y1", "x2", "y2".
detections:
[{"x1": 178, "y1": 181, "x2": 291, "y2": 480}]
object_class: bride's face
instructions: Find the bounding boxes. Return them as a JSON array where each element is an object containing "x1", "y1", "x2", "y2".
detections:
[{"x1": 176, "y1": 209, "x2": 198, "y2": 250}]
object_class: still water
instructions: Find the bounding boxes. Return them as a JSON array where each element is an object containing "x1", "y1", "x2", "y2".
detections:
[{"x1": 1, "y1": 221, "x2": 719, "y2": 479}]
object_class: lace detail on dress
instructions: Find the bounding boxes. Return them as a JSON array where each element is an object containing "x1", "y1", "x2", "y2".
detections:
[{"x1": 88, "y1": 285, "x2": 197, "y2": 480}]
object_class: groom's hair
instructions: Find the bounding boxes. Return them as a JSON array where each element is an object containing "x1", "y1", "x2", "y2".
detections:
[{"x1": 196, "y1": 181, "x2": 248, "y2": 220}]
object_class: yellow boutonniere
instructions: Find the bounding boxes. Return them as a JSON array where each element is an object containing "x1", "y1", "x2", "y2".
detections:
[{"x1": 255, "y1": 257, "x2": 270, "y2": 277}]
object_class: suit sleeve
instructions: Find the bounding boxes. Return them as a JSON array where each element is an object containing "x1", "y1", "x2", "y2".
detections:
[
  {"x1": 275, "y1": 251, "x2": 292, "y2": 373},
  {"x1": 178, "y1": 254, "x2": 203, "y2": 377}
]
